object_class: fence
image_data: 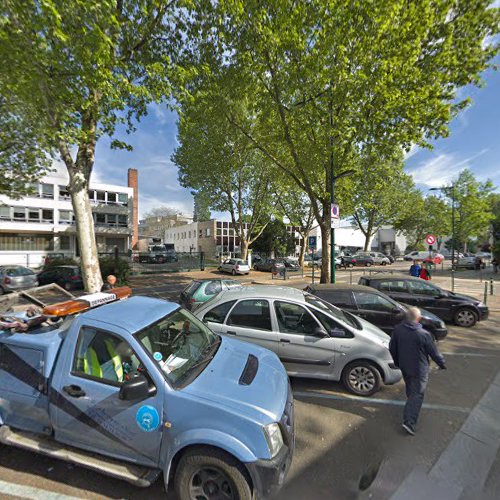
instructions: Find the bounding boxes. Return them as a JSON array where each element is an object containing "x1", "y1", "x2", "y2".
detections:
[{"x1": 271, "y1": 267, "x2": 304, "y2": 280}]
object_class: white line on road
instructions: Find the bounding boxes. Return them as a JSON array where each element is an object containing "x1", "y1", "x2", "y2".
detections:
[
  {"x1": 0, "y1": 479, "x2": 83, "y2": 500},
  {"x1": 441, "y1": 351, "x2": 500, "y2": 358},
  {"x1": 294, "y1": 391, "x2": 471, "y2": 413}
]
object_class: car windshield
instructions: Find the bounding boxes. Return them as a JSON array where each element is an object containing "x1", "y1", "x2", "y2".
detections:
[
  {"x1": 304, "y1": 293, "x2": 361, "y2": 330},
  {"x1": 135, "y1": 308, "x2": 219, "y2": 389},
  {"x1": 3, "y1": 267, "x2": 34, "y2": 276}
]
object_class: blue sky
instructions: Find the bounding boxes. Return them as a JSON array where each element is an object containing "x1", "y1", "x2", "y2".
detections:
[{"x1": 91, "y1": 63, "x2": 500, "y2": 219}]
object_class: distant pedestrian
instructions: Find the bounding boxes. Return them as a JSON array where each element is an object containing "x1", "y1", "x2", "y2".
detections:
[
  {"x1": 389, "y1": 307, "x2": 446, "y2": 435},
  {"x1": 101, "y1": 274, "x2": 117, "y2": 291},
  {"x1": 419, "y1": 263, "x2": 431, "y2": 281},
  {"x1": 474, "y1": 256, "x2": 482, "y2": 270},
  {"x1": 409, "y1": 260, "x2": 421, "y2": 277},
  {"x1": 492, "y1": 257, "x2": 498, "y2": 273}
]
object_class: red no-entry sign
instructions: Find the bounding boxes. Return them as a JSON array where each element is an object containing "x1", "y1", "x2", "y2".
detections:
[{"x1": 426, "y1": 234, "x2": 436, "y2": 245}]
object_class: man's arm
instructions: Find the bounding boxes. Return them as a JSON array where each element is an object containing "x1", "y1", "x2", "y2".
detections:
[
  {"x1": 389, "y1": 332, "x2": 399, "y2": 367},
  {"x1": 423, "y1": 333, "x2": 446, "y2": 368}
]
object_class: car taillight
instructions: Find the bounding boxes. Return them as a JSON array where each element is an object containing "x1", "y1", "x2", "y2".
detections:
[
  {"x1": 69, "y1": 275, "x2": 80, "y2": 281},
  {"x1": 4, "y1": 277, "x2": 11, "y2": 284},
  {"x1": 236, "y1": 265, "x2": 240, "y2": 270},
  {"x1": 190, "y1": 298, "x2": 196, "y2": 302}
]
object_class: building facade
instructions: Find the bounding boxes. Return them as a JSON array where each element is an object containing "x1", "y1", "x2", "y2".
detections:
[{"x1": 0, "y1": 169, "x2": 136, "y2": 266}]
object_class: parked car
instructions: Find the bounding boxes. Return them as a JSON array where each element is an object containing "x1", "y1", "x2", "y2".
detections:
[
  {"x1": 455, "y1": 256, "x2": 477, "y2": 270},
  {"x1": 195, "y1": 286, "x2": 402, "y2": 396},
  {"x1": 180, "y1": 279, "x2": 241, "y2": 310},
  {"x1": 358, "y1": 274, "x2": 489, "y2": 328},
  {"x1": 351, "y1": 254, "x2": 376, "y2": 267},
  {"x1": 0, "y1": 290, "x2": 293, "y2": 499},
  {"x1": 356, "y1": 252, "x2": 391, "y2": 266},
  {"x1": 475, "y1": 252, "x2": 492, "y2": 263},
  {"x1": 404, "y1": 250, "x2": 443, "y2": 263},
  {"x1": 341, "y1": 255, "x2": 357, "y2": 267},
  {"x1": 384, "y1": 254, "x2": 396, "y2": 264},
  {"x1": 440, "y1": 250, "x2": 464, "y2": 260},
  {"x1": 218, "y1": 258, "x2": 250, "y2": 275},
  {"x1": 305, "y1": 284, "x2": 447, "y2": 340},
  {"x1": 254, "y1": 258, "x2": 286, "y2": 272},
  {"x1": 422, "y1": 252, "x2": 444, "y2": 265},
  {"x1": 0, "y1": 266, "x2": 38, "y2": 294},
  {"x1": 37, "y1": 265, "x2": 83, "y2": 291},
  {"x1": 42, "y1": 252, "x2": 67, "y2": 267},
  {"x1": 304, "y1": 254, "x2": 321, "y2": 266},
  {"x1": 279, "y1": 258, "x2": 300, "y2": 270}
]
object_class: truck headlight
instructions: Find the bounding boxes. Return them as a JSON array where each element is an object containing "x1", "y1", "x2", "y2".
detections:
[{"x1": 263, "y1": 423, "x2": 284, "y2": 458}]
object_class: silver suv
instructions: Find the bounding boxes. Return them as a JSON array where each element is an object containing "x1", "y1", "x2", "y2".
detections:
[
  {"x1": 195, "y1": 286, "x2": 401, "y2": 396},
  {"x1": 356, "y1": 252, "x2": 391, "y2": 265}
]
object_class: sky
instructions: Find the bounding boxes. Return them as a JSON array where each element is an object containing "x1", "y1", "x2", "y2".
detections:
[{"x1": 91, "y1": 63, "x2": 500, "y2": 220}]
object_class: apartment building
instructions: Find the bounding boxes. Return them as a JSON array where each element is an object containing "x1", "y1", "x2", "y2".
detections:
[{"x1": 0, "y1": 168, "x2": 137, "y2": 266}]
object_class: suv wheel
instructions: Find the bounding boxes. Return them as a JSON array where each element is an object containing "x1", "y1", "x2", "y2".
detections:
[
  {"x1": 174, "y1": 447, "x2": 252, "y2": 500},
  {"x1": 342, "y1": 361, "x2": 381, "y2": 397},
  {"x1": 454, "y1": 308, "x2": 478, "y2": 328}
]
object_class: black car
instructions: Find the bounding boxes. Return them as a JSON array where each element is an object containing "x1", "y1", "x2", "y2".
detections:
[
  {"x1": 37, "y1": 265, "x2": 84, "y2": 291},
  {"x1": 358, "y1": 274, "x2": 489, "y2": 328},
  {"x1": 350, "y1": 254, "x2": 375, "y2": 267},
  {"x1": 305, "y1": 283, "x2": 448, "y2": 340}
]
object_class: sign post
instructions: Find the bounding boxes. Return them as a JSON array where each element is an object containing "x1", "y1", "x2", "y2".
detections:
[
  {"x1": 425, "y1": 234, "x2": 436, "y2": 266},
  {"x1": 331, "y1": 204, "x2": 340, "y2": 283},
  {"x1": 308, "y1": 236, "x2": 317, "y2": 284}
]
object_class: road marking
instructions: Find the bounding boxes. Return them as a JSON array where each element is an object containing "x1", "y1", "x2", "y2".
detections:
[
  {"x1": 0, "y1": 479, "x2": 82, "y2": 500},
  {"x1": 442, "y1": 351, "x2": 500, "y2": 358},
  {"x1": 294, "y1": 391, "x2": 470, "y2": 413}
]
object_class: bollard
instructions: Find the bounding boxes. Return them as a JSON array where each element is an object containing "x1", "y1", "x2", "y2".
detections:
[
  {"x1": 490, "y1": 278, "x2": 494, "y2": 296},
  {"x1": 350, "y1": 270, "x2": 353, "y2": 284},
  {"x1": 484, "y1": 283, "x2": 488, "y2": 305},
  {"x1": 451, "y1": 269, "x2": 455, "y2": 292}
]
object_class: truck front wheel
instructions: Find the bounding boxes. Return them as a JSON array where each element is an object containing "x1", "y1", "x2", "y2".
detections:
[{"x1": 175, "y1": 447, "x2": 252, "y2": 500}]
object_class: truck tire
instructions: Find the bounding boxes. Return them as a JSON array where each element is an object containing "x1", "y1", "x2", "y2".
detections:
[
  {"x1": 454, "y1": 308, "x2": 478, "y2": 328},
  {"x1": 341, "y1": 361, "x2": 381, "y2": 397},
  {"x1": 174, "y1": 447, "x2": 252, "y2": 500}
]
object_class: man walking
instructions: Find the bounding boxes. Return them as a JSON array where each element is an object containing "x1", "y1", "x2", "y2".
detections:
[
  {"x1": 409, "y1": 260, "x2": 421, "y2": 277},
  {"x1": 389, "y1": 307, "x2": 446, "y2": 435}
]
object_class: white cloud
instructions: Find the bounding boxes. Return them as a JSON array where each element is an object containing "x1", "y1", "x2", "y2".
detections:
[
  {"x1": 404, "y1": 144, "x2": 419, "y2": 160},
  {"x1": 139, "y1": 195, "x2": 192, "y2": 218},
  {"x1": 409, "y1": 149, "x2": 489, "y2": 187}
]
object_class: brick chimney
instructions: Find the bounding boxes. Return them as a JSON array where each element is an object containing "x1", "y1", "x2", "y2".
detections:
[{"x1": 128, "y1": 168, "x2": 139, "y2": 249}]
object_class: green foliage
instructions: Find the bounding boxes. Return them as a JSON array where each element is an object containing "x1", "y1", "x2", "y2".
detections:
[
  {"x1": 252, "y1": 219, "x2": 295, "y2": 257},
  {"x1": 193, "y1": 192, "x2": 211, "y2": 222},
  {"x1": 99, "y1": 257, "x2": 130, "y2": 286},
  {"x1": 350, "y1": 147, "x2": 415, "y2": 250},
  {"x1": 394, "y1": 194, "x2": 450, "y2": 250}
]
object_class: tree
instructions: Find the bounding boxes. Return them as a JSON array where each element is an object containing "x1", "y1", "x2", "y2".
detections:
[
  {"x1": 276, "y1": 186, "x2": 315, "y2": 267},
  {"x1": 173, "y1": 93, "x2": 277, "y2": 259},
  {"x1": 0, "y1": 0, "x2": 184, "y2": 291},
  {"x1": 0, "y1": 97, "x2": 52, "y2": 197},
  {"x1": 252, "y1": 219, "x2": 295, "y2": 257},
  {"x1": 350, "y1": 148, "x2": 415, "y2": 250},
  {"x1": 186, "y1": 0, "x2": 499, "y2": 282},
  {"x1": 394, "y1": 193, "x2": 450, "y2": 251},
  {"x1": 452, "y1": 169, "x2": 495, "y2": 252},
  {"x1": 193, "y1": 192, "x2": 211, "y2": 222}
]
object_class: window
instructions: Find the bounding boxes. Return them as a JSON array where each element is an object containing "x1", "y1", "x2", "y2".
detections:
[
  {"x1": 313, "y1": 310, "x2": 353, "y2": 338},
  {"x1": 96, "y1": 191, "x2": 106, "y2": 202},
  {"x1": 88, "y1": 190, "x2": 95, "y2": 202},
  {"x1": 199, "y1": 229, "x2": 203, "y2": 238},
  {"x1": 59, "y1": 210, "x2": 73, "y2": 224},
  {"x1": 0, "y1": 233, "x2": 53, "y2": 250},
  {"x1": 60, "y1": 235, "x2": 71, "y2": 250},
  {"x1": 354, "y1": 292, "x2": 396, "y2": 312},
  {"x1": 227, "y1": 299, "x2": 272, "y2": 331},
  {"x1": 378, "y1": 280, "x2": 408, "y2": 293},
  {"x1": 274, "y1": 301, "x2": 319, "y2": 335},
  {"x1": 118, "y1": 193, "x2": 128, "y2": 205},
  {"x1": 407, "y1": 281, "x2": 440, "y2": 296},
  {"x1": 41, "y1": 209, "x2": 54, "y2": 222},
  {"x1": 107, "y1": 192, "x2": 117, "y2": 204},
  {"x1": 204, "y1": 281, "x2": 222, "y2": 295},
  {"x1": 73, "y1": 327, "x2": 139, "y2": 385},
  {"x1": 305, "y1": 294, "x2": 361, "y2": 330},
  {"x1": 59, "y1": 186, "x2": 70, "y2": 199},
  {"x1": 13, "y1": 207, "x2": 26, "y2": 220},
  {"x1": 28, "y1": 209, "x2": 40, "y2": 222},
  {"x1": 106, "y1": 238, "x2": 125, "y2": 252},
  {"x1": 318, "y1": 291, "x2": 353, "y2": 308},
  {"x1": 204, "y1": 300, "x2": 236, "y2": 324},
  {"x1": 0, "y1": 206, "x2": 9, "y2": 219},
  {"x1": 107, "y1": 214, "x2": 117, "y2": 225},
  {"x1": 205, "y1": 228, "x2": 211, "y2": 237},
  {"x1": 96, "y1": 213, "x2": 106, "y2": 225},
  {"x1": 41, "y1": 184, "x2": 54, "y2": 199},
  {"x1": 118, "y1": 214, "x2": 127, "y2": 227}
]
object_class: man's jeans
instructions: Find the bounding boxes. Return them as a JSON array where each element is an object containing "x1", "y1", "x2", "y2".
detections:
[{"x1": 402, "y1": 373, "x2": 429, "y2": 426}]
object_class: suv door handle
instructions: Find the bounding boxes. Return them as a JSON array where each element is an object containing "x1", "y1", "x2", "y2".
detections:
[
  {"x1": 63, "y1": 385, "x2": 86, "y2": 398},
  {"x1": 280, "y1": 339, "x2": 291, "y2": 343},
  {"x1": 226, "y1": 330, "x2": 237, "y2": 335}
]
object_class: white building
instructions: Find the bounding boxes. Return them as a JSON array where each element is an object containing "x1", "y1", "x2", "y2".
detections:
[{"x1": 0, "y1": 169, "x2": 135, "y2": 267}]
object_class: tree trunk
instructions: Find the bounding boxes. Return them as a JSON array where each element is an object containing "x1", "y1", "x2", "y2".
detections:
[
  {"x1": 319, "y1": 201, "x2": 331, "y2": 283},
  {"x1": 69, "y1": 168, "x2": 102, "y2": 293},
  {"x1": 240, "y1": 239, "x2": 249, "y2": 261},
  {"x1": 298, "y1": 238, "x2": 306, "y2": 268}
]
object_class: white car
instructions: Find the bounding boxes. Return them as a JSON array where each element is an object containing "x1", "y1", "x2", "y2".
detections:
[
  {"x1": 475, "y1": 252, "x2": 492, "y2": 262},
  {"x1": 218, "y1": 258, "x2": 250, "y2": 275}
]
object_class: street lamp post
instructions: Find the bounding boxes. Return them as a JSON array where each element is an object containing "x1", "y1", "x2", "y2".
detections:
[{"x1": 430, "y1": 184, "x2": 456, "y2": 291}]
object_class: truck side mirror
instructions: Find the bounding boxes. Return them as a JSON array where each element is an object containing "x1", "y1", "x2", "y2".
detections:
[{"x1": 119, "y1": 373, "x2": 151, "y2": 401}]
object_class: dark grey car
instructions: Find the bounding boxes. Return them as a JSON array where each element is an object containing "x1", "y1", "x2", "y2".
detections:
[{"x1": 0, "y1": 266, "x2": 38, "y2": 294}]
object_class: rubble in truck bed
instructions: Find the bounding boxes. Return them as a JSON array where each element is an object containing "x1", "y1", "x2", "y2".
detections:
[{"x1": 0, "y1": 284, "x2": 75, "y2": 314}]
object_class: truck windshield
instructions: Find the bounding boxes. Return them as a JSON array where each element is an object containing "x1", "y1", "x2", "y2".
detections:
[{"x1": 135, "y1": 308, "x2": 219, "y2": 388}]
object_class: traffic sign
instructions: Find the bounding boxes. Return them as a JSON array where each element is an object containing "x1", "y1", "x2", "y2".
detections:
[
  {"x1": 331, "y1": 204, "x2": 340, "y2": 219},
  {"x1": 308, "y1": 236, "x2": 317, "y2": 249},
  {"x1": 425, "y1": 234, "x2": 436, "y2": 245}
]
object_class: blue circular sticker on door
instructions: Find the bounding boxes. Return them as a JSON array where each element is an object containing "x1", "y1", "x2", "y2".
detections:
[
  {"x1": 136, "y1": 405, "x2": 160, "y2": 432},
  {"x1": 153, "y1": 351, "x2": 163, "y2": 361}
]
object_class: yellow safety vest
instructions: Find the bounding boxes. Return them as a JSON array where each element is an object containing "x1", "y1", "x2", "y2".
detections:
[{"x1": 83, "y1": 340, "x2": 123, "y2": 382}]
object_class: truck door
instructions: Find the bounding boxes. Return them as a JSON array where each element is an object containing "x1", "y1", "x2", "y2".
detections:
[{"x1": 50, "y1": 323, "x2": 164, "y2": 468}]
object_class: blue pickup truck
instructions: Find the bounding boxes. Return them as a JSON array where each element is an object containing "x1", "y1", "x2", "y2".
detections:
[{"x1": 0, "y1": 288, "x2": 294, "y2": 499}]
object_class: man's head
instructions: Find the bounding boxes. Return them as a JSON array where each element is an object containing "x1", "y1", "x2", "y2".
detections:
[
  {"x1": 106, "y1": 275, "x2": 117, "y2": 286},
  {"x1": 406, "y1": 306, "x2": 422, "y2": 324}
]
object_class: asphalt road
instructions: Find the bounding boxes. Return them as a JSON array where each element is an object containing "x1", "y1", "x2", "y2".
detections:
[{"x1": 0, "y1": 265, "x2": 498, "y2": 499}]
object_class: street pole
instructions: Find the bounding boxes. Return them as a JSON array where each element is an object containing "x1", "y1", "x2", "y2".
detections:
[
  {"x1": 451, "y1": 184, "x2": 455, "y2": 292},
  {"x1": 329, "y1": 100, "x2": 336, "y2": 284}
]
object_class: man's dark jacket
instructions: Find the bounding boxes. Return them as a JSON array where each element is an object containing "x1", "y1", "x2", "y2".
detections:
[{"x1": 389, "y1": 320, "x2": 445, "y2": 377}]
